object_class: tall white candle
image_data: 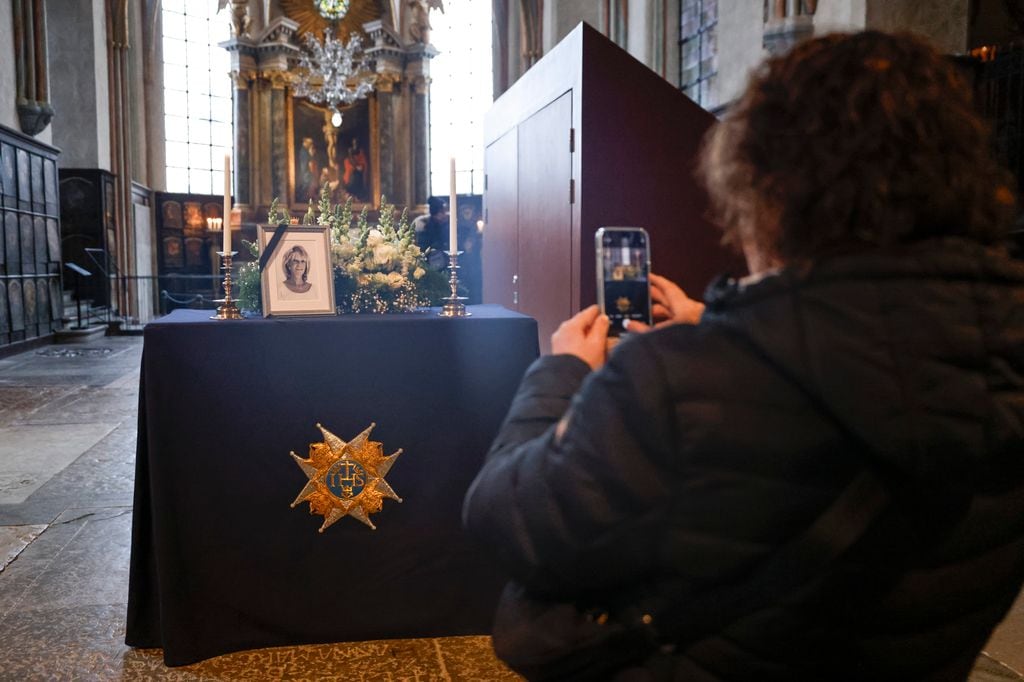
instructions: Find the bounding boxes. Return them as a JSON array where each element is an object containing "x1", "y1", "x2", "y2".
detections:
[
  {"x1": 223, "y1": 154, "x2": 232, "y2": 254},
  {"x1": 449, "y1": 157, "x2": 457, "y2": 253}
]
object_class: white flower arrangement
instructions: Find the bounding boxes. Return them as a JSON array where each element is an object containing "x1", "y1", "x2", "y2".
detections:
[{"x1": 256, "y1": 189, "x2": 447, "y2": 314}]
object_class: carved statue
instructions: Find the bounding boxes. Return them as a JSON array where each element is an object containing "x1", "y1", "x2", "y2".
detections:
[
  {"x1": 408, "y1": 0, "x2": 444, "y2": 44},
  {"x1": 230, "y1": 0, "x2": 250, "y2": 38}
]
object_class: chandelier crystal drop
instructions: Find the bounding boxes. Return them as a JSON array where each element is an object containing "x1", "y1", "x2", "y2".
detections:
[{"x1": 293, "y1": 27, "x2": 375, "y2": 127}]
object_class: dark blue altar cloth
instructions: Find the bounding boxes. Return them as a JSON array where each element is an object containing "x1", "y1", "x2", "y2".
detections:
[{"x1": 125, "y1": 306, "x2": 539, "y2": 666}]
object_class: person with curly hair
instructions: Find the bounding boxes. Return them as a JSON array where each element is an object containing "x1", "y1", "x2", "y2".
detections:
[{"x1": 463, "y1": 31, "x2": 1024, "y2": 680}]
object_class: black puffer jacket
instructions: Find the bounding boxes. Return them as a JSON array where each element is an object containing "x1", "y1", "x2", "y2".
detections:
[{"x1": 463, "y1": 239, "x2": 1024, "y2": 680}]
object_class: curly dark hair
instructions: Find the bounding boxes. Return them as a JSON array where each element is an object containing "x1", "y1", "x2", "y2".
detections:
[{"x1": 699, "y1": 30, "x2": 1017, "y2": 264}]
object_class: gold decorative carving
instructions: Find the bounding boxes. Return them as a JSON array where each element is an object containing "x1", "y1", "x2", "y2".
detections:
[
  {"x1": 289, "y1": 422, "x2": 403, "y2": 532},
  {"x1": 279, "y1": 0, "x2": 382, "y2": 41},
  {"x1": 375, "y1": 71, "x2": 402, "y2": 93},
  {"x1": 263, "y1": 70, "x2": 293, "y2": 89},
  {"x1": 230, "y1": 69, "x2": 258, "y2": 89}
]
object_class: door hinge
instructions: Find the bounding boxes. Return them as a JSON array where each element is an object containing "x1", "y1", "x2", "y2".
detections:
[
  {"x1": 484, "y1": 174, "x2": 488, "y2": 191},
  {"x1": 569, "y1": 178, "x2": 575, "y2": 204},
  {"x1": 569, "y1": 128, "x2": 575, "y2": 154}
]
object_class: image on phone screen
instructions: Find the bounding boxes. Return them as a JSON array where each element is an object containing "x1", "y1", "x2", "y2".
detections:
[{"x1": 600, "y1": 230, "x2": 650, "y2": 335}]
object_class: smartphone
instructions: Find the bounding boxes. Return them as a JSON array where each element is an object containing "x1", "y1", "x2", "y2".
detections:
[{"x1": 595, "y1": 227, "x2": 652, "y2": 336}]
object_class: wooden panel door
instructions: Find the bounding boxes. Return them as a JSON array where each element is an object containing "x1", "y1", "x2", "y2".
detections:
[
  {"x1": 482, "y1": 128, "x2": 518, "y2": 309},
  {"x1": 517, "y1": 91, "x2": 573, "y2": 353}
]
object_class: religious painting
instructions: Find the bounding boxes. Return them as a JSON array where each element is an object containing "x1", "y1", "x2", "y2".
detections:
[
  {"x1": 183, "y1": 202, "x2": 205, "y2": 230},
  {"x1": 258, "y1": 224, "x2": 336, "y2": 317},
  {"x1": 203, "y1": 202, "x2": 222, "y2": 220},
  {"x1": 184, "y1": 236, "x2": 206, "y2": 269},
  {"x1": 162, "y1": 236, "x2": 184, "y2": 269},
  {"x1": 0, "y1": 144, "x2": 13, "y2": 200},
  {"x1": 288, "y1": 96, "x2": 378, "y2": 208},
  {"x1": 161, "y1": 200, "x2": 182, "y2": 229}
]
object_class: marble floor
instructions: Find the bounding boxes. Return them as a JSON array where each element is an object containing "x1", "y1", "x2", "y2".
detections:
[{"x1": 0, "y1": 334, "x2": 1021, "y2": 681}]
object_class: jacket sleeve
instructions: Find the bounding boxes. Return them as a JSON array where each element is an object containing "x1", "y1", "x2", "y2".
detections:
[{"x1": 463, "y1": 335, "x2": 678, "y2": 598}]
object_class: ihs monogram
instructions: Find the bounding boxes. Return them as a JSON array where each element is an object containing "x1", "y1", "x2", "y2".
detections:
[{"x1": 289, "y1": 422, "x2": 403, "y2": 532}]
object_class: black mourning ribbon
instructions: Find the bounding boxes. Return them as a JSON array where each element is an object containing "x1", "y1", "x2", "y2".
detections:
[{"x1": 258, "y1": 222, "x2": 291, "y2": 273}]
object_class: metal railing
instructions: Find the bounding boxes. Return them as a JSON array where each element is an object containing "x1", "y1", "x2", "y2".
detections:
[{"x1": 71, "y1": 272, "x2": 225, "y2": 330}]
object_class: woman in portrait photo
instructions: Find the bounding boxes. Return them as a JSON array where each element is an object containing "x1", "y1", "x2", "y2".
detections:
[{"x1": 280, "y1": 245, "x2": 312, "y2": 296}]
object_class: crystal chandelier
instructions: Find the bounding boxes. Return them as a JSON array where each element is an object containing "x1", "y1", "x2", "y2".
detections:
[{"x1": 292, "y1": 0, "x2": 375, "y2": 127}]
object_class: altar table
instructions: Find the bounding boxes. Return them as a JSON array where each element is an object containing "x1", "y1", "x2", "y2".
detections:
[{"x1": 125, "y1": 306, "x2": 539, "y2": 666}]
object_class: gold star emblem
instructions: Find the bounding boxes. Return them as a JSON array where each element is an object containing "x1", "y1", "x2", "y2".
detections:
[{"x1": 289, "y1": 422, "x2": 403, "y2": 532}]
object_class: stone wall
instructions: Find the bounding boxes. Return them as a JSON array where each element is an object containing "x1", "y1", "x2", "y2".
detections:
[
  {"x1": 866, "y1": 0, "x2": 968, "y2": 54},
  {"x1": 0, "y1": 0, "x2": 16, "y2": 132},
  {"x1": 717, "y1": 1, "x2": 767, "y2": 110},
  {"x1": 814, "y1": 0, "x2": 868, "y2": 33},
  {"x1": 45, "y1": 0, "x2": 110, "y2": 169}
]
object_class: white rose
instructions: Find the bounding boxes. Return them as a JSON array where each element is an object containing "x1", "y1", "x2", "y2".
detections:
[
  {"x1": 387, "y1": 272, "x2": 404, "y2": 288},
  {"x1": 366, "y1": 229, "x2": 384, "y2": 248},
  {"x1": 373, "y1": 244, "x2": 396, "y2": 266}
]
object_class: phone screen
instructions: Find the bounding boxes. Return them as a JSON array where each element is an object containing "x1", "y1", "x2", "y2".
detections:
[{"x1": 600, "y1": 229, "x2": 650, "y2": 335}]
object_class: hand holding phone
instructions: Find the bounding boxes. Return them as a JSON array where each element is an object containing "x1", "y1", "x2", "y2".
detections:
[
  {"x1": 550, "y1": 304, "x2": 611, "y2": 370},
  {"x1": 595, "y1": 227, "x2": 652, "y2": 336},
  {"x1": 644, "y1": 273, "x2": 705, "y2": 327}
]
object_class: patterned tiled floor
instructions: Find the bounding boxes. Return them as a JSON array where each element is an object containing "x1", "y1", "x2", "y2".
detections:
[
  {"x1": 0, "y1": 334, "x2": 1020, "y2": 680},
  {"x1": 0, "y1": 335, "x2": 518, "y2": 680}
]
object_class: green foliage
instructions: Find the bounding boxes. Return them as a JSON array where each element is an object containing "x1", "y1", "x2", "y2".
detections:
[
  {"x1": 236, "y1": 240, "x2": 262, "y2": 313},
  {"x1": 266, "y1": 197, "x2": 291, "y2": 225}
]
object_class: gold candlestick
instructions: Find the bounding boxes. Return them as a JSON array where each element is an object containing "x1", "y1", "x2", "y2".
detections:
[
  {"x1": 438, "y1": 250, "x2": 471, "y2": 317},
  {"x1": 211, "y1": 251, "x2": 243, "y2": 320}
]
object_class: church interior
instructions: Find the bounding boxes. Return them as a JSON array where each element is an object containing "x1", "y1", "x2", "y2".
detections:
[{"x1": 1, "y1": 0, "x2": 1023, "y2": 679}]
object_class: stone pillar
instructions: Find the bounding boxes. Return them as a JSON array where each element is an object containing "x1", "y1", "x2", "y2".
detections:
[
  {"x1": 492, "y1": 0, "x2": 511, "y2": 97},
  {"x1": 224, "y1": 30, "x2": 259, "y2": 223},
  {"x1": 106, "y1": 0, "x2": 134, "y2": 319},
  {"x1": 268, "y1": 72, "x2": 289, "y2": 206},
  {"x1": 409, "y1": 72, "x2": 430, "y2": 207},
  {"x1": 232, "y1": 72, "x2": 253, "y2": 209},
  {"x1": 12, "y1": 0, "x2": 54, "y2": 135},
  {"x1": 519, "y1": 0, "x2": 543, "y2": 70},
  {"x1": 375, "y1": 76, "x2": 399, "y2": 204}
]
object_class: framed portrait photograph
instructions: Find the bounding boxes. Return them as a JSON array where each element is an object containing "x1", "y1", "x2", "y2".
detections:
[
  {"x1": 257, "y1": 224, "x2": 336, "y2": 317},
  {"x1": 287, "y1": 95, "x2": 378, "y2": 209}
]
